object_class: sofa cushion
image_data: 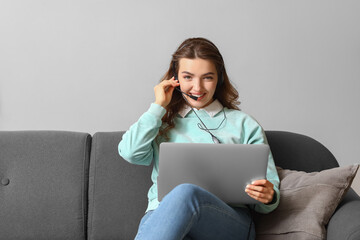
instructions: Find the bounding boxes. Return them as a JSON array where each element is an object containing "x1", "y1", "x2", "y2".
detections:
[
  {"x1": 0, "y1": 131, "x2": 91, "y2": 240},
  {"x1": 88, "y1": 132, "x2": 153, "y2": 240},
  {"x1": 254, "y1": 164, "x2": 359, "y2": 240}
]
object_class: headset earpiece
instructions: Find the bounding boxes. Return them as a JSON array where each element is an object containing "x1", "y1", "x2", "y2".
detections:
[
  {"x1": 172, "y1": 62, "x2": 178, "y2": 80},
  {"x1": 217, "y1": 72, "x2": 224, "y2": 87}
]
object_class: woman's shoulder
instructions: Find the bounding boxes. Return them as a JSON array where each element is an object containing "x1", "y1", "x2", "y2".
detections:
[
  {"x1": 224, "y1": 108, "x2": 263, "y2": 127},
  {"x1": 224, "y1": 108, "x2": 256, "y2": 120}
]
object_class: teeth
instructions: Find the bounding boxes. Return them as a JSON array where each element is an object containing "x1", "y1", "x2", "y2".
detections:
[{"x1": 192, "y1": 94, "x2": 204, "y2": 97}]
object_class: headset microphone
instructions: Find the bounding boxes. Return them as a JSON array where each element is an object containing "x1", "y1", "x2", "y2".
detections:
[{"x1": 174, "y1": 87, "x2": 199, "y2": 101}]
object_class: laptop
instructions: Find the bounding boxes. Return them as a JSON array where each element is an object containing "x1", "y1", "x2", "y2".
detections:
[{"x1": 157, "y1": 143, "x2": 269, "y2": 205}]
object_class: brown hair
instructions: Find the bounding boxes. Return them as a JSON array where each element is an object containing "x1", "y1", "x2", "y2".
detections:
[{"x1": 158, "y1": 37, "x2": 240, "y2": 141}]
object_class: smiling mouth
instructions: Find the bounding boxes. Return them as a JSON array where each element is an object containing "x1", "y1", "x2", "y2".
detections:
[
  {"x1": 191, "y1": 93, "x2": 205, "y2": 97},
  {"x1": 190, "y1": 93, "x2": 206, "y2": 100}
]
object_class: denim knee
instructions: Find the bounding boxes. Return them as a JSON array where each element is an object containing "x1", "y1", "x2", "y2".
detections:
[{"x1": 169, "y1": 183, "x2": 203, "y2": 200}]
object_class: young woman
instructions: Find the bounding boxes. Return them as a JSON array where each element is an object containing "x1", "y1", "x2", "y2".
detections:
[{"x1": 118, "y1": 37, "x2": 280, "y2": 240}]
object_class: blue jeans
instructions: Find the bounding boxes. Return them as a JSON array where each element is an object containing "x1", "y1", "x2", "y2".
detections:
[{"x1": 135, "y1": 183, "x2": 256, "y2": 240}]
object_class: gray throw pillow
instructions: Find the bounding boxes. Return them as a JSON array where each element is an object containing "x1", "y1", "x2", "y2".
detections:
[{"x1": 254, "y1": 164, "x2": 359, "y2": 240}]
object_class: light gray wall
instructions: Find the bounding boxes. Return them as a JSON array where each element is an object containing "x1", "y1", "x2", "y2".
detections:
[{"x1": 1, "y1": 0, "x2": 360, "y2": 169}]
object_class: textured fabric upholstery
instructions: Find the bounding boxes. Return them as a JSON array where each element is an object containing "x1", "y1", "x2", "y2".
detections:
[
  {"x1": 265, "y1": 131, "x2": 339, "y2": 171},
  {"x1": 88, "y1": 132, "x2": 153, "y2": 240},
  {"x1": 0, "y1": 131, "x2": 91, "y2": 240},
  {"x1": 266, "y1": 131, "x2": 360, "y2": 240},
  {"x1": 254, "y1": 165, "x2": 358, "y2": 240}
]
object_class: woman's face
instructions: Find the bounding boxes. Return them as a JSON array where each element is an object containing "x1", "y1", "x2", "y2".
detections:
[{"x1": 178, "y1": 58, "x2": 218, "y2": 109}]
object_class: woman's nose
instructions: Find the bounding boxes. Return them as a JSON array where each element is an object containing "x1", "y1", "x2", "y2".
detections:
[{"x1": 192, "y1": 79, "x2": 202, "y2": 91}]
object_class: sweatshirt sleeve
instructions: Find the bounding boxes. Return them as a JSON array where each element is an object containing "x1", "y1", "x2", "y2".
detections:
[
  {"x1": 118, "y1": 103, "x2": 166, "y2": 166},
  {"x1": 243, "y1": 115, "x2": 280, "y2": 214}
]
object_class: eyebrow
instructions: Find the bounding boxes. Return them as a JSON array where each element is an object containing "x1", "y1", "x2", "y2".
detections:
[{"x1": 181, "y1": 71, "x2": 215, "y2": 76}]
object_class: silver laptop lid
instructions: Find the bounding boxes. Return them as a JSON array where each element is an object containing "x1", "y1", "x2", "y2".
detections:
[{"x1": 157, "y1": 143, "x2": 269, "y2": 205}]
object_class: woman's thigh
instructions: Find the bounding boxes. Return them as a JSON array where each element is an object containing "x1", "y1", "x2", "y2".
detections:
[
  {"x1": 186, "y1": 204, "x2": 254, "y2": 240},
  {"x1": 136, "y1": 184, "x2": 255, "y2": 240}
]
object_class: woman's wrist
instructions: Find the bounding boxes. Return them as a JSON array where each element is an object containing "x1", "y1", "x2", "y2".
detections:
[
  {"x1": 265, "y1": 191, "x2": 277, "y2": 205},
  {"x1": 154, "y1": 101, "x2": 166, "y2": 109}
]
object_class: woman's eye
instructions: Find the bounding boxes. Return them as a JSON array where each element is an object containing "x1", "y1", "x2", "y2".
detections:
[
  {"x1": 204, "y1": 76, "x2": 214, "y2": 80},
  {"x1": 183, "y1": 76, "x2": 192, "y2": 80}
]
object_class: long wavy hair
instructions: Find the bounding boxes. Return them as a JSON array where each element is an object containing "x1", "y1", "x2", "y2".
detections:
[{"x1": 158, "y1": 37, "x2": 240, "y2": 141}]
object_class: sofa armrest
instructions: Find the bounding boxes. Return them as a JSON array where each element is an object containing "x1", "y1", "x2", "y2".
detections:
[{"x1": 327, "y1": 188, "x2": 360, "y2": 240}]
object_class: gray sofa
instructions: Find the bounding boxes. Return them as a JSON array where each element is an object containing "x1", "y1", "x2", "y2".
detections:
[{"x1": 0, "y1": 130, "x2": 359, "y2": 240}]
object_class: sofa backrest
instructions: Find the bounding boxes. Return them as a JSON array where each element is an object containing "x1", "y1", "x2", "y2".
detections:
[
  {"x1": 0, "y1": 131, "x2": 91, "y2": 240},
  {"x1": 265, "y1": 131, "x2": 339, "y2": 171},
  {"x1": 87, "y1": 131, "x2": 152, "y2": 240}
]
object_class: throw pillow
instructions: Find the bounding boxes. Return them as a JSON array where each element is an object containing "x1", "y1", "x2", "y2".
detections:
[{"x1": 254, "y1": 164, "x2": 359, "y2": 240}]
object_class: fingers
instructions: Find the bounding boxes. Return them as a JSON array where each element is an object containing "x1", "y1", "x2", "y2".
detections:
[
  {"x1": 159, "y1": 77, "x2": 180, "y2": 90},
  {"x1": 245, "y1": 179, "x2": 274, "y2": 204},
  {"x1": 246, "y1": 191, "x2": 273, "y2": 204},
  {"x1": 251, "y1": 179, "x2": 268, "y2": 186},
  {"x1": 155, "y1": 77, "x2": 179, "y2": 96},
  {"x1": 154, "y1": 77, "x2": 180, "y2": 108}
]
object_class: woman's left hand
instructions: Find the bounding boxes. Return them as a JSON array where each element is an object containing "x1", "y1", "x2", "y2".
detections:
[{"x1": 245, "y1": 179, "x2": 274, "y2": 204}]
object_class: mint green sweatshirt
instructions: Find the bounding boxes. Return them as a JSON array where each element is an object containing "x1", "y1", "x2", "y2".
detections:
[{"x1": 118, "y1": 101, "x2": 280, "y2": 213}]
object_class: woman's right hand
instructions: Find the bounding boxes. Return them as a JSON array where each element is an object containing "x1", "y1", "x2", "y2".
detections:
[{"x1": 154, "y1": 77, "x2": 180, "y2": 108}]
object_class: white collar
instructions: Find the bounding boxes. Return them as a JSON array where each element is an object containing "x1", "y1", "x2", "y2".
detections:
[{"x1": 178, "y1": 99, "x2": 224, "y2": 118}]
